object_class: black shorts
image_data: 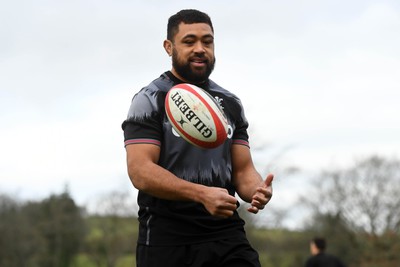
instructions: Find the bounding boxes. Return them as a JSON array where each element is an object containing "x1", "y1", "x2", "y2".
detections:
[{"x1": 136, "y1": 237, "x2": 261, "y2": 267}]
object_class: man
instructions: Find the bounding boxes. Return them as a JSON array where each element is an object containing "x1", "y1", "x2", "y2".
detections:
[
  {"x1": 122, "y1": 9, "x2": 273, "y2": 267},
  {"x1": 305, "y1": 237, "x2": 347, "y2": 267}
]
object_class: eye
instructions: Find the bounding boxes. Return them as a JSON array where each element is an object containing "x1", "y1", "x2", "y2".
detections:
[
  {"x1": 183, "y1": 39, "x2": 195, "y2": 45},
  {"x1": 202, "y1": 38, "x2": 214, "y2": 46}
]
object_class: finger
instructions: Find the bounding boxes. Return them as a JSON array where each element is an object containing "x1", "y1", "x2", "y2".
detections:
[
  {"x1": 263, "y1": 174, "x2": 274, "y2": 187},
  {"x1": 220, "y1": 202, "x2": 238, "y2": 211},
  {"x1": 247, "y1": 206, "x2": 259, "y2": 214},
  {"x1": 252, "y1": 196, "x2": 267, "y2": 206},
  {"x1": 257, "y1": 187, "x2": 272, "y2": 199},
  {"x1": 251, "y1": 191, "x2": 272, "y2": 209},
  {"x1": 217, "y1": 210, "x2": 235, "y2": 218},
  {"x1": 251, "y1": 197, "x2": 268, "y2": 209},
  {"x1": 254, "y1": 187, "x2": 272, "y2": 200}
]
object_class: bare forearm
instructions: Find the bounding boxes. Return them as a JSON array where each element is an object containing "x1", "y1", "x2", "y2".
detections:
[
  {"x1": 234, "y1": 169, "x2": 263, "y2": 203},
  {"x1": 128, "y1": 160, "x2": 206, "y2": 202},
  {"x1": 129, "y1": 161, "x2": 239, "y2": 217},
  {"x1": 125, "y1": 144, "x2": 239, "y2": 217}
]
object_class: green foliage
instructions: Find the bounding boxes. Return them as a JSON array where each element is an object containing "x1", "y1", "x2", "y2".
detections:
[
  {"x1": 1, "y1": 155, "x2": 400, "y2": 267},
  {"x1": 32, "y1": 193, "x2": 86, "y2": 267},
  {"x1": 2, "y1": 191, "x2": 400, "y2": 267},
  {"x1": 83, "y1": 215, "x2": 137, "y2": 267},
  {"x1": 115, "y1": 255, "x2": 135, "y2": 267},
  {"x1": 249, "y1": 228, "x2": 310, "y2": 267},
  {"x1": 302, "y1": 155, "x2": 400, "y2": 267},
  {"x1": 71, "y1": 254, "x2": 97, "y2": 267},
  {"x1": 0, "y1": 191, "x2": 86, "y2": 267},
  {"x1": 302, "y1": 212, "x2": 360, "y2": 265},
  {"x1": 0, "y1": 195, "x2": 44, "y2": 267}
]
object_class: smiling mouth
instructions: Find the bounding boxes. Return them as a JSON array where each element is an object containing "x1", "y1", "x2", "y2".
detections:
[{"x1": 191, "y1": 58, "x2": 207, "y2": 67}]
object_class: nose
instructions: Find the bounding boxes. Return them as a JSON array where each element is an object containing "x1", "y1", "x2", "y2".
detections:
[{"x1": 193, "y1": 41, "x2": 206, "y2": 54}]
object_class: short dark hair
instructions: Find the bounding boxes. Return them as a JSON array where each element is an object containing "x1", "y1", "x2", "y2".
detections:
[
  {"x1": 167, "y1": 9, "x2": 214, "y2": 41},
  {"x1": 312, "y1": 237, "x2": 327, "y2": 251}
]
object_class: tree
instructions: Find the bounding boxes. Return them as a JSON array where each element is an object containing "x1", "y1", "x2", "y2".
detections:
[
  {"x1": 0, "y1": 194, "x2": 43, "y2": 267},
  {"x1": 305, "y1": 155, "x2": 400, "y2": 235},
  {"x1": 302, "y1": 155, "x2": 400, "y2": 266},
  {"x1": 0, "y1": 191, "x2": 85, "y2": 267},
  {"x1": 84, "y1": 190, "x2": 137, "y2": 267},
  {"x1": 302, "y1": 213, "x2": 360, "y2": 265},
  {"x1": 23, "y1": 191, "x2": 86, "y2": 267}
]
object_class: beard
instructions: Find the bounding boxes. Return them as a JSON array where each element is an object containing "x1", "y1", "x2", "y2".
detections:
[{"x1": 172, "y1": 48, "x2": 215, "y2": 84}]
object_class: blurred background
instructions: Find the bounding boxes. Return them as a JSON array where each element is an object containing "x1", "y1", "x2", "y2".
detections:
[{"x1": 1, "y1": 0, "x2": 399, "y2": 266}]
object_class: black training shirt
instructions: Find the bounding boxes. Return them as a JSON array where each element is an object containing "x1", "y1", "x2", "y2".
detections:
[{"x1": 122, "y1": 71, "x2": 250, "y2": 246}]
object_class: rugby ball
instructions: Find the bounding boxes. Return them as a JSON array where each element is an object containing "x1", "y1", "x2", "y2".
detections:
[{"x1": 165, "y1": 83, "x2": 228, "y2": 149}]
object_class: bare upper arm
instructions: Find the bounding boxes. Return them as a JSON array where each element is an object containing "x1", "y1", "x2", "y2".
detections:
[
  {"x1": 126, "y1": 143, "x2": 160, "y2": 165},
  {"x1": 231, "y1": 144, "x2": 254, "y2": 179},
  {"x1": 124, "y1": 143, "x2": 209, "y2": 202},
  {"x1": 125, "y1": 144, "x2": 160, "y2": 188}
]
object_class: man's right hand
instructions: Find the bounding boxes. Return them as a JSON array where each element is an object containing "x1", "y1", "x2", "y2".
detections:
[{"x1": 200, "y1": 187, "x2": 238, "y2": 218}]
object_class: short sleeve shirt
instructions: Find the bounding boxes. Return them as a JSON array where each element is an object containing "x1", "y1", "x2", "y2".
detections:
[{"x1": 122, "y1": 72, "x2": 250, "y2": 246}]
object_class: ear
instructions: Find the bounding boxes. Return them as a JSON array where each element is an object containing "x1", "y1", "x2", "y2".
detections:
[{"x1": 163, "y1": 40, "x2": 173, "y2": 57}]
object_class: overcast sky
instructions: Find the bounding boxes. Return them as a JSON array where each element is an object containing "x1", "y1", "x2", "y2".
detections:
[{"x1": 1, "y1": 0, "x2": 399, "y2": 227}]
